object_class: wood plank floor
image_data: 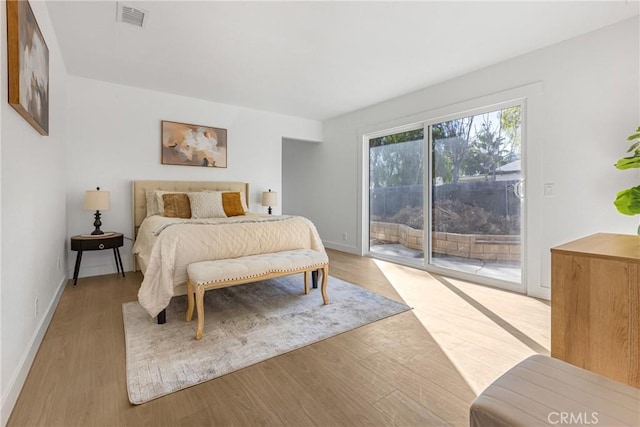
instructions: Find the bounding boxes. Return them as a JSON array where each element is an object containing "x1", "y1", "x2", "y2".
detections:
[{"x1": 8, "y1": 250, "x2": 549, "y2": 426}]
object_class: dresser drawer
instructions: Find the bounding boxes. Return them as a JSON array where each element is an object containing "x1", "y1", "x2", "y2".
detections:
[{"x1": 71, "y1": 234, "x2": 124, "y2": 251}]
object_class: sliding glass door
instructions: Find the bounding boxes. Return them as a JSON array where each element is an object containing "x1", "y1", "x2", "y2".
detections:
[
  {"x1": 429, "y1": 106, "x2": 523, "y2": 285},
  {"x1": 369, "y1": 127, "x2": 425, "y2": 266},
  {"x1": 367, "y1": 104, "x2": 524, "y2": 289}
]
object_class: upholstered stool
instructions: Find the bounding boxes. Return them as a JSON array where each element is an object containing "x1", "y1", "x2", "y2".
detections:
[
  {"x1": 470, "y1": 355, "x2": 640, "y2": 427},
  {"x1": 186, "y1": 249, "x2": 329, "y2": 340}
]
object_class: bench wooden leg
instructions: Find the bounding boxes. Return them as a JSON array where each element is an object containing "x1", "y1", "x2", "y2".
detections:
[
  {"x1": 186, "y1": 279, "x2": 195, "y2": 322},
  {"x1": 304, "y1": 271, "x2": 310, "y2": 294},
  {"x1": 321, "y1": 265, "x2": 329, "y2": 305},
  {"x1": 195, "y1": 285, "x2": 205, "y2": 340}
]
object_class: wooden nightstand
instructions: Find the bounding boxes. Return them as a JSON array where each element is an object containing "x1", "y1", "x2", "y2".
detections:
[{"x1": 70, "y1": 232, "x2": 125, "y2": 286}]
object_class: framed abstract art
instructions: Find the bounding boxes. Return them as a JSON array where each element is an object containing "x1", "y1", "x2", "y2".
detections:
[
  {"x1": 161, "y1": 120, "x2": 228, "y2": 168},
  {"x1": 6, "y1": 0, "x2": 49, "y2": 135}
]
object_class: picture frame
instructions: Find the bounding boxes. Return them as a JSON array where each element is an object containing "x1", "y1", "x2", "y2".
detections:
[
  {"x1": 6, "y1": 0, "x2": 49, "y2": 136},
  {"x1": 161, "y1": 120, "x2": 227, "y2": 168}
]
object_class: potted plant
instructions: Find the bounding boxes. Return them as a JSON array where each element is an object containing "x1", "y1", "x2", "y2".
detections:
[{"x1": 613, "y1": 126, "x2": 640, "y2": 234}]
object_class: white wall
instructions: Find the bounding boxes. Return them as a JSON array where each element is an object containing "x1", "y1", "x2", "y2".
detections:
[
  {"x1": 66, "y1": 77, "x2": 322, "y2": 278},
  {"x1": 282, "y1": 137, "x2": 323, "y2": 217},
  {"x1": 0, "y1": 1, "x2": 69, "y2": 424},
  {"x1": 285, "y1": 18, "x2": 640, "y2": 298},
  {"x1": 282, "y1": 135, "x2": 359, "y2": 253}
]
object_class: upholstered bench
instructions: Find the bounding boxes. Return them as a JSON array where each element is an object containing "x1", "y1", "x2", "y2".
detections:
[
  {"x1": 186, "y1": 249, "x2": 329, "y2": 340},
  {"x1": 470, "y1": 354, "x2": 640, "y2": 427}
]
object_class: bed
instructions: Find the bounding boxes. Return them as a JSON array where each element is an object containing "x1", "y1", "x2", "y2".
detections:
[{"x1": 131, "y1": 180, "x2": 326, "y2": 319}]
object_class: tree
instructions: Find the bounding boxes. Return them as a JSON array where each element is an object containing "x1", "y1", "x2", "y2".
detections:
[
  {"x1": 500, "y1": 106, "x2": 521, "y2": 159},
  {"x1": 457, "y1": 108, "x2": 521, "y2": 180},
  {"x1": 473, "y1": 115, "x2": 508, "y2": 180},
  {"x1": 371, "y1": 107, "x2": 521, "y2": 187},
  {"x1": 432, "y1": 117, "x2": 474, "y2": 185},
  {"x1": 369, "y1": 129, "x2": 423, "y2": 148},
  {"x1": 369, "y1": 129, "x2": 424, "y2": 189}
]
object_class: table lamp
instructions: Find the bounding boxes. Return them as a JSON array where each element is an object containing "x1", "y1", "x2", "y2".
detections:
[
  {"x1": 261, "y1": 189, "x2": 277, "y2": 215},
  {"x1": 83, "y1": 187, "x2": 110, "y2": 235}
]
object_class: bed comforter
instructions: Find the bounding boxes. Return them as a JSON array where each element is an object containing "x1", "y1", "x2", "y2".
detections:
[{"x1": 134, "y1": 214, "x2": 325, "y2": 317}]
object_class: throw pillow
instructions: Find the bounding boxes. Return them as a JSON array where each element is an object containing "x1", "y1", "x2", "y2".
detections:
[
  {"x1": 221, "y1": 192, "x2": 245, "y2": 217},
  {"x1": 145, "y1": 189, "x2": 160, "y2": 217},
  {"x1": 162, "y1": 193, "x2": 192, "y2": 218},
  {"x1": 206, "y1": 190, "x2": 249, "y2": 212},
  {"x1": 188, "y1": 192, "x2": 227, "y2": 219},
  {"x1": 155, "y1": 190, "x2": 186, "y2": 216}
]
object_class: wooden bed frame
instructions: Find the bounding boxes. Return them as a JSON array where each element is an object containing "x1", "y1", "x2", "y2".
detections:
[{"x1": 131, "y1": 180, "x2": 250, "y2": 271}]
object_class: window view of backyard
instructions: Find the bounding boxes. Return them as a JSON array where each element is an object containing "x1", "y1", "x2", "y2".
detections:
[{"x1": 369, "y1": 106, "x2": 522, "y2": 284}]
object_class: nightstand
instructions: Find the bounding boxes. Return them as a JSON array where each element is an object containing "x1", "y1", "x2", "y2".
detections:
[{"x1": 70, "y1": 233, "x2": 125, "y2": 286}]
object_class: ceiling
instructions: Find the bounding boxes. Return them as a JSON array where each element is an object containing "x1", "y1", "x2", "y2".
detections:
[{"x1": 47, "y1": 1, "x2": 639, "y2": 121}]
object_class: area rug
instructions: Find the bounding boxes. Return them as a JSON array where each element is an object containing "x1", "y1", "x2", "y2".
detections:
[{"x1": 122, "y1": 275, "x2": 410, "y2": 404}]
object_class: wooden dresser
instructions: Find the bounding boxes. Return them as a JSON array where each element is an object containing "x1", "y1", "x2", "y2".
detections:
[{"x1": 551, "y1": 233, "x2": 639, "y2": 387}]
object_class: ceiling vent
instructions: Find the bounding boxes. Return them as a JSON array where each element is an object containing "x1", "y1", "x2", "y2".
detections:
[{"x1": 116, "y1": 3, "x2": 148, "y2": 28}]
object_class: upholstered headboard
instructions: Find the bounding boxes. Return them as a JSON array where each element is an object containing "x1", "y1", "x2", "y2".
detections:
[{"x1": 132, "y1": 180, "x2": 250, "y2": 238}]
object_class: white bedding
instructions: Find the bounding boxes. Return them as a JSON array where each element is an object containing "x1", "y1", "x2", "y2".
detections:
[{"x1": 134, "y1": 214, "x2": 325, "y2": 317}]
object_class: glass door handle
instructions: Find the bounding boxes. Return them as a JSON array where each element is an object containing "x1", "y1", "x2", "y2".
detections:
[{"x1": 514, "y1": 180, "x2": 525, "y2": 199}]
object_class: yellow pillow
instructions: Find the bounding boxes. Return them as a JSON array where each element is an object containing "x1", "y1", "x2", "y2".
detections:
[
  {"x1": 222, "y1": 192, "x2": 245, "y2": 217},
  {"x1": 162, "y1": 193, "x2": 192, "y2": 218}
]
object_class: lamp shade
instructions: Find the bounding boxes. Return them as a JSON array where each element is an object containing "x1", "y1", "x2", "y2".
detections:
[
  {"x1": 83, "y1": 189, "x2": 110, "y2": 211},
  {"x1": 261, "y1": 190, "x2": 277, "y2": 207}
]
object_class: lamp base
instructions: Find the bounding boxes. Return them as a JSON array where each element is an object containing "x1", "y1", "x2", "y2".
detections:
[
  {"x1": 92, "y1": 210, "x2": 104, "y2": 235},
  {"x1": 267, "y1": 206, "x2": 272, "y2": 215}
]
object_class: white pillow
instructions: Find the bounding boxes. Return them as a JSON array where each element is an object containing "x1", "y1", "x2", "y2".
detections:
[
  {"x1": 145, "y1": 189, "x2": 160, "y2": 217},
  {"x1": 188, "y1": 191, "x2": 227, "y2": 219}
]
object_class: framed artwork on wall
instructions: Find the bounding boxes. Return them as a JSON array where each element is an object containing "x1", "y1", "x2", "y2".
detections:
[
  {"x1": 6, "y1": 0, "x2": 49, "y2": 136},
  {"x1": 161, "y1": 120, "x2": 228, "y2": 168}
]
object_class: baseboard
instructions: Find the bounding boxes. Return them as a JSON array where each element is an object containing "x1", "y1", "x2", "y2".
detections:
[
  {"x1": 527, "y1": 286, "x2": 551, "y2": 300},
  {"x1": 0, "y1": 275, "x2": 67, "y2": 427},
  {"x1": 323, "y1": 241, "x2": 359, "y2": 255},
  {"x1": 76, "y1": 263, "x2": 129, "y2": 279}
]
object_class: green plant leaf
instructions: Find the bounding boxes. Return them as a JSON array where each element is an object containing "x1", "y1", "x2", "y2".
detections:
[
  {"x1": 627, "y1": 142, "x2": 640, "y2": 153},
  {"x1": 627, "y1": 132, "x2": 640, "y2": 141},
  {"x1": 614, "y1": 186, "x2": 640, "y2": 215},
  {"x1": 615, "y1": 156, "x2": 640, "y2": 170}
]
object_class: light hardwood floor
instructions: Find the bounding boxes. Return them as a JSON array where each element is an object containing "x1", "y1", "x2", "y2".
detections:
[{"x1": 8, "y1": 250, "x2": 549, "y2": 426}]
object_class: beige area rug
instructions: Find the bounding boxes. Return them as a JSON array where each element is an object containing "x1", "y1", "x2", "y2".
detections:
[{"x1": 123, "y1": 275, "x2": 410, "y2": 404}]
